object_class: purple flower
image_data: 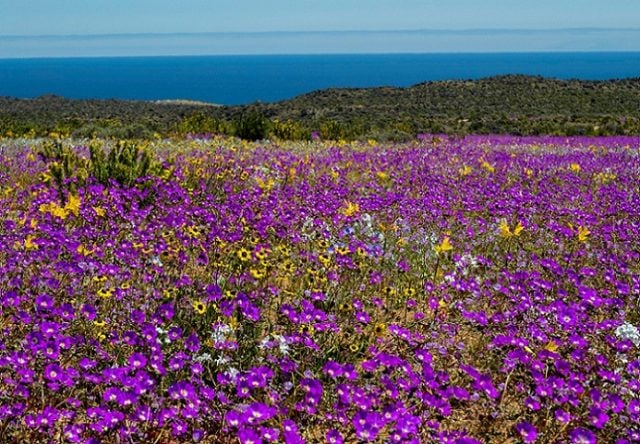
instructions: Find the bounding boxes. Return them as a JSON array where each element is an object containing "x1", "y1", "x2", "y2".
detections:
[
  {"x1": 515, "y1": 422, "x2": 538, "y2": 443},
  {"x1": 185, "y1": 332, "x2": 200, "y2": 353},
  {"x1": 589, "y1": 407, "x2": 609, "y2": 429},
  {"x1": 282, "y1": 420, "x2": 303, "y2": 444},
  {"x1": 326, "y1": 429, "x2": 344, "y2": 444},
  {"x1": 555, "y1": 409, "x2": 572, "y2": 424},
  {"x1": 63, "y1": 424, "x2": 85, "y2": 442},
  {"x1": 35, "y1": 294, "x2": 55, "y2": 310},
  {"x1": 128, "y1": 352, "x2": 147, "y2": 369},
  {"x1": 81, "y1": 303, "x2": 97, "y2": 320},
  {"x1": 261, "y1": 427, "x2": 280, "y2": 442},
  {"x1": 225, "y1": 410, "x2": 244, "y2": 428},
  {"x1": 323, "y1": 361, "x2": 344, "y2": 378},
  {"x1": 455, "y1": 438, "x2": 483, "y2": 444},
  {"x1": 570, "y1": 427, "x2": 597, "y2": 444},
  {"x1": 245, "y1": 402, "x2": 276, "y2": 424},
  {"x1": 627, "y1": 399, "x2": 640, "y2": 418},
  {"x1": 43, "y1": 363, "x2": 63, "y2": 381},
  {"x1": 172, "y1": 420, "x2": 188, "y2": 437}
]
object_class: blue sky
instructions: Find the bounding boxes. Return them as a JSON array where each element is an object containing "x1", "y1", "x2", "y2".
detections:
[{"x1": 1, "y1": 0, "x2": 639, "y2": 56}]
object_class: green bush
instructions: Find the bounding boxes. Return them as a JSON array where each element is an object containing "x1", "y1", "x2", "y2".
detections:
[
  {"x1": 89, "y1": 140, "x2": 163, "y2": 187},
  {"x1": 269, "y1": 119, "x2": 310, "y2": 140},
  {"x1": 233, "y1": 110, "x2": 271, "y2": 141},
  {"x1": 176, "y1": 112, "x2": 226, "y2": 135}
]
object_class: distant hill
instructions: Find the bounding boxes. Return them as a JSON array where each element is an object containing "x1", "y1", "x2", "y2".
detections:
[{"x1": 2, "y1": 75, "x2": 640, "y2": 139}]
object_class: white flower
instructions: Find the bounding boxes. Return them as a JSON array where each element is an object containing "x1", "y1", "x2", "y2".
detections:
[
  {"x1": 211, "y1": 323, "x2": 232, "y2": 344},
  {"x1": 258, "y1": 336, "x2": 271, "y2": 349},
  {"x1": 615, "y1": 322, "x2": 640, "y2": 346},
  {"x1": 226, "y1": 367, "x2": 239, "y2": 381},
  {"x1": 213, "y1": 355, "x2": 230, "y2": 366},
  {"x1": 194, "y1": 353, "x2": 213, "y2": 363},
  {"x1": 149, "y1": 256, "x2": 163, "y2": 267}
]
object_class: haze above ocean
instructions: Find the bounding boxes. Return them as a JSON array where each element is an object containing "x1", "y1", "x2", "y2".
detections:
[{"x1": 1, "y1": 52, "x2": 640, "y2": 105}]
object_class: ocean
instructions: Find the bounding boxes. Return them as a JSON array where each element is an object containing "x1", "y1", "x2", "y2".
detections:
[{"x1": 1, "y1": 52, "x2": 639, "y2": 105}]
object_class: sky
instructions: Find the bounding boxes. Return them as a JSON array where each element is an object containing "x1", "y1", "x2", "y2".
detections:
[{"x1": 1, "y1": 0, "x2": 639, "y2": 56}]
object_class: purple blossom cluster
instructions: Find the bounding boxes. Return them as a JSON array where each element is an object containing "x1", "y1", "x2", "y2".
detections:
[{"x1": 0, "y1": 135, "x2": 639, "y2": 443}]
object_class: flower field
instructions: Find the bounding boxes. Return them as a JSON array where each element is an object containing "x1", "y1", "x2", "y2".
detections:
[{"x1": 1, "y1": 134, "x2": 639, "y2": 443}]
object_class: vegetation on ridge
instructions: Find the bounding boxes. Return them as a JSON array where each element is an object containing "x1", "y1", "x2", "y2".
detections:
[{"x1": 1, "y1": 75, "x2": 640, "y2": 139}]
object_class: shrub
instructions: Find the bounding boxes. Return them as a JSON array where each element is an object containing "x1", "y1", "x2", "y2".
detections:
[{"x1": 233, "y1": 110, "x2": 271, "y2": 141}]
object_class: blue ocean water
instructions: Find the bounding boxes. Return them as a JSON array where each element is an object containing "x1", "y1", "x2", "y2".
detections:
[{"x1": 1, "y1": 52, "x2": 639, "y2": 105}]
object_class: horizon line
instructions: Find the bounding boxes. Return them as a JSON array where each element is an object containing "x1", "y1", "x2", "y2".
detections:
[
  {"x1": 3, "y1": 50, "x2": 640, "y2": 62},
  {"x1": 2, "y1": 27, "x2": 640, "y2": 39}
]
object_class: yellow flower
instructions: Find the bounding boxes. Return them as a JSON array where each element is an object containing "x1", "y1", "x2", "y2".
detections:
[
  {"x1": 192, "y1": 300, "x2": 207, "y2": 315},
  {"x1": 255, "y1": 248, "x2": 269, "y2": 261},
  {"x1": 544, "y1": 341, "x2": 560, "y2": 352},
  {"x1": 459, "y1": 165, "x2": 472, "y2": 176},
  {"x1": 499, "y1": 219, "x2": 512, "y2": 238},
  {"x1": 256, "y1": 176, "x2": 275, "y2": 192},
  {"x1": 39, "y1": 201, "x2": 69, "y2": 219},
  {"x1": 481, "y1": 161, "x2": 495, "y2": 173},
  {"x1": 300, "y1": 324, "x2": 315, "y2": 335},
  {"x1": 65, "y1": 193, "x2": 81, "y2": 217},
  {"x1": 318, "y1": 253, "x2": 330, "y2": 266},
  {"x1": 434, "y1": 236, "x2": 453, "y2": 254},
  {"x1": 374, "y1": 323, "x2": 387, "y2": 336},
  {"x1": 499, "y1": 219, "x2": 524, "y2": 238},
  {"x1": 281, "y1": 261, "x2": 295, "y2": 273},
  {"x1": 237, "y1": 248, "x2": 251, "y2": 262},
  {"x1": 250, "y1": 268, "x2": 266, "y2": 279},
  {"x1": 186, "y1": 226, "x2": 201, "y2": 238},
  {"x1": 228, "y1": 316, "x2": 239, "y2": 330},
  {"x1": 383, "y1": 286, "x2": 396, "y2": 297},
  {"x1": 163, "y1": 288, "x2": 177, "y2": 299},
  {"x1": 24, "y1": 235, "x2": 39, "y2": 250},
  {"x1": 569, "y1": 163, "x2": 581, "y2": 173},
  {"x1": 577, "y1": 226, "x2": 590, "y2": 242},
  {"x1": 594, "y1": 171, "x2": 616, "y2": 184},
  {"x1": 51, "y1": 205, "x2": 68, "y2": 219},
  {"x1": 403, "y1": 287, "x2": 417, "y2": 297},
  {"x1": 77, "y1": 244, "x2": 94, "y2": 256},
  {"x1": 341, "y1": 200, "x2": 360, "y2": 217},
  {"x1": 97, "y1": 287, "x2": 114, "y2": 299},
  {"x1": 513, "y1": 221, "x2": 524, "y2": 236}
]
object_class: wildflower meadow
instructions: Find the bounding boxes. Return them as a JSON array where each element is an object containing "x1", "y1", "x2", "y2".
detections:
[{"x1": 0, "y1": 134, "x2": 639, "y2": 443}]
